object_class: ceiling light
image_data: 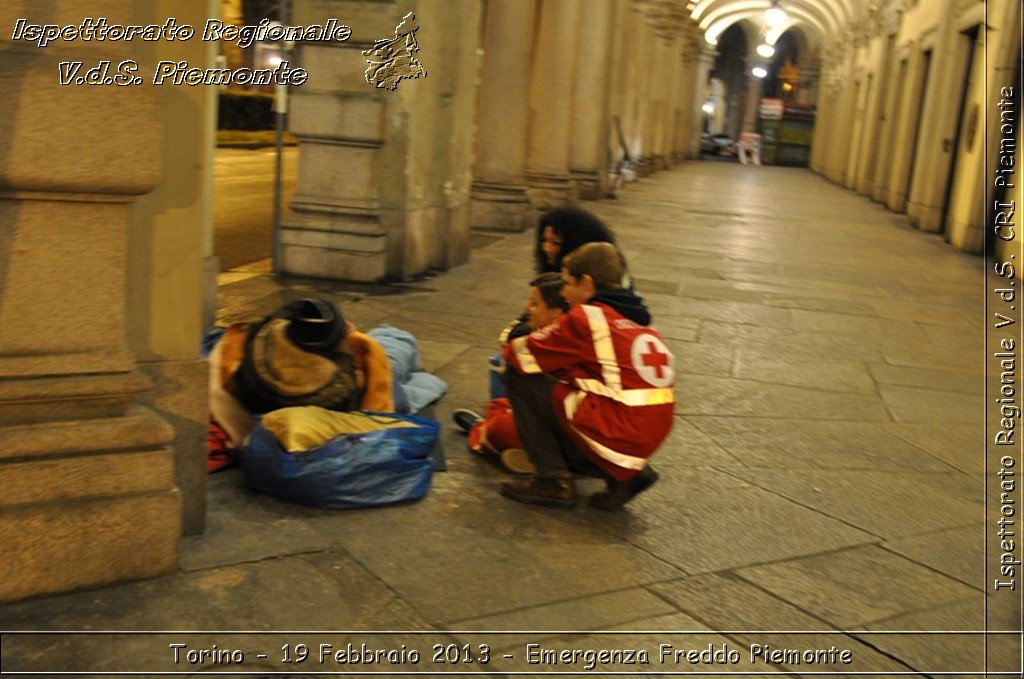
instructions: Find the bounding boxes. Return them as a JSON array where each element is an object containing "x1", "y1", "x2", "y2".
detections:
[
  {"x1": 756, "y1": 43, "x2": 775, "y2": 58},
  {"x1": 765, "y1": 1, "x2": 787, "y2": 26},
  {"x1": 752, "y1": 66, "x2": 768, "y2": 78}
]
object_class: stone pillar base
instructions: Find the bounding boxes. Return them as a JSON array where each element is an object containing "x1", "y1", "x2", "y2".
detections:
[
  {"x1": 569, "y1": 168, "x2": 606, "y2": 201},
  {"x1": 637, "y1": 157, "x2": 662, "y2": 177},
  {"x1": 281, "y1": 205, "x2": 387, "y2": 283},
  {"x1": 1, "y1": 490, "x2": 180, "y2": 603},
  {"x1": 526, "y1": 172, "x2": 576, "y2": 210},
  {"x1": 0, "y1": 390, "x2": 179, "y2": 603},
  {"x1": 946, "y1": 218, "x2": 983, "y2": 254},
  {"x1": 884, "y1": 188, "x2": 909, "y2": 213},
  {"x1": 138, "y1": 359, "x2": 209, "y2": 536},
  {"x1": 905, "y1": 200, "x2": 944, "y2": 233},
  {"x1": 471, "y1": 180, "x2": 533, "y2": 232}
]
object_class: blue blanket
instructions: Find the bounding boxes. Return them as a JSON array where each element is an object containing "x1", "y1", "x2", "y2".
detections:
[{"x1": 368, "y1": 325, "x2": 448, "y2": 414}]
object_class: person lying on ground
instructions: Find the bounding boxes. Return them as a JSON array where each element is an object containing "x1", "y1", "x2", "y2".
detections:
[
  {"x1": 500, "y1": 242, "x2": 675, "y2": 511},
  {"x1": 209, "y1": 298, "x2": 392, "y2": 447}
]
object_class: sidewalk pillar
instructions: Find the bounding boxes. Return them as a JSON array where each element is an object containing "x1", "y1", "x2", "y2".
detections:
[
  {"x1": 569, "y1": 0, "x2": 617, "y2": 199},
  {"x1": 0, "y1": 0, "x2": 185, "y2": 602},
  {"x1": 525, "y1": 0, "x2": 583, "y2": 208},
  {"x1": 284, "y1": 0, "x2": 482, "y2": 280},
  {"x1": 471, "y1": 0, "x2": 537, "y2": 231},
  {"x1": 905, "y1": 0, "x2": 960, "y2": 232},
  {"x1": 688, "y1": 44, "x2": 717, "y2": 158}
]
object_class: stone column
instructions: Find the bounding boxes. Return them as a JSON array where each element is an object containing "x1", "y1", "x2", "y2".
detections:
[
  {"x1": 905, "y1": 0, "x2": 959, "y2": 232},
  {"x1": 285, "y1": 0, "x2": 482, "y2": 281},
  {"x1": 647, "y1": 29, "x2": 675, "y2": 170},
  {"x1": 661, "y1": 11, "x2": 687, "y2": 168},
  {"x1": 688, "y1": 44, "x2": 717, "y2": 158},
  {"x1": 605, "y1": 0, "x2": 631, "y2": 177},
  {"x1": 825, "y1": 52, "x2": 858, "y2": 184},
  {"x1": 883, "y1": 44, "x2": 926, "y2": 211},
  {"x1": 809, "y1": 82, "x2": 833, "y2": 173},
  {"x1": 673, "y1": 32, "x2": 698, "y2": 164},
  {"x1": 128, "y1": 0, "x2": 217, "y2": 537},
  {"x1": 739, "y1": 57, "x2": 762, "y2": 134},
  {"x1": 525, "y1": 0, "x2": 583, "y2": 208},
  {"x1": 619, "y1": 3, "x2": 648, "y2": 165},
  {"x1": 870, "y1": 53, "x2": 901, "y2": 203},
  {"x1": 0, "y1": 0, "x2": 184, "y2": 602},
  {"x1": 471, "y1": 0, "x2": 537, "y2": 231},
  {"x1": 635, "y1": 18, "x2": 658, "y2": 175},
  {"x1": 569, "y1": 0, "x2": 616, "y2": 199}
]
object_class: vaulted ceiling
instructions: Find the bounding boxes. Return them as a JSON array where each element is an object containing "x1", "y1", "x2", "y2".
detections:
[{"x1": 686, "y1": 0, "x2": 857, "y2": 52}]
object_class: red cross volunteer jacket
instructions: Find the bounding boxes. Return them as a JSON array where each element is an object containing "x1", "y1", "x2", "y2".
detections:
[{"x1": 502, "y1": 301, "x2": 676, "y2": 480}]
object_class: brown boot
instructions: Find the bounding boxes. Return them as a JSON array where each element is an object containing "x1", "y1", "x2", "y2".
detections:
[
  {"x1": 501, "y1": 473, "x2": 576, "y2": 508},
  {"x1": 589, "y1": 466, "x2": 659, "y2": 511}
]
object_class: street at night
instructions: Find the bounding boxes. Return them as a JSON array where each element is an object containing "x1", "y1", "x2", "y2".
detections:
[{"x1": 214, "y1": 146, "x2": 296, "y2": 270}]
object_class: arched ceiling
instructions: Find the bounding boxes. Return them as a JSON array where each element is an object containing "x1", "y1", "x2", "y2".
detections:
[{"x1": 687, "y1": 0, "x2": 855, "y2": 51}]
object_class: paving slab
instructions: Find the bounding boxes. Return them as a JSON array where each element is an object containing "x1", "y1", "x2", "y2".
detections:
[
  {"x1": 688, "y1": 417, "x2": 958, "y2": 472},
  {"x1": 731, "y1": 353, "x2": 878, "y2": 395},
  {"x1": 788, "y1": 308, "x2": 929, "y2": 343},
  {"x1": 879, "y1": 340, "x2": 981, "y2": 372},
  {"x1": 698, "y1": 320, "x2": 889, "y2": 362},
  {"x1": 723, "y1": 468, "x2": 983, "y2": 539},
  {"x1": 616, "y1": 468, "x2": 876, "y2": 574},
  {"x1": 681, "y1": 374, "x2": 891, "y2": 420},
  {"x1": 0, "y1": 553, "x2": 436, "y2": 674},
  {"x1": 859, "y1": 599, "x2": 1023, "y2": 675},
  {"x1": 667, "y1": 296, "x2": 796, "y2": 329},
  {"x1": 879, "y1": 422, "x2": 984, "y2": 473},
  {"x1": 879, "y1": 384, "x2": 982, "y2": 423},
  {"x1": 659, "y1": 417, "x2": 746, "y2": 469},
  {"x1": 881, "y1": 525, "x2": 983, "y2": 588},
  {"x1": 672, "y1": 340, "x2": 737, "y2": 377},
  {"x1": 448, "y1": 586, "x2": 678, "y2": 648},
  {"x1": 649, "y1": 573, "x2": 915, "y2": 673},
  {"x1": 292, "y1": 470, "x2": 686, "y2": 623},
  {"x1": 180, "y1": 473, "x2": 332, "y2": 572},
  {"x1": 735, "y1": 545, "x2": 980, "y2": 629},
  {"x1": 868, "y1": 362, "x2": 982, "y2": 395}
]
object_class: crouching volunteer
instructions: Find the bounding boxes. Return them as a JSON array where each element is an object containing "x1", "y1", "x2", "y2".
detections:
[{"x1": 500, "y1": 242, "x2": 675, "y2": 510}]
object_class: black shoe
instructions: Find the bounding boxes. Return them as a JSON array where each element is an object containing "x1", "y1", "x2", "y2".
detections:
[
  {"x1": 501, "y1": 474, "x2": 577, "y2": 508},
  {"x1": 589, "y1": 466, "x2": 659, "y2": 511},
  {"x1": 452, "y1": 408, "x2": 484, "y2": 433}
]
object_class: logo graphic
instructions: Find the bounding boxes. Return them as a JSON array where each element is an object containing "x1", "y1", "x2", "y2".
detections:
[
  {"x1": 630, "y1": 334, "x2": 674, "y2": 388},
  {"x1": 362, "y1": 12, "x2": 426, "y2": 91}
]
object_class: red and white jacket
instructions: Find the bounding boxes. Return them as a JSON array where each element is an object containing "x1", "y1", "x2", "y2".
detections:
[{"x1": 502, "y1": 302, "x2": 675, "y2": 480}]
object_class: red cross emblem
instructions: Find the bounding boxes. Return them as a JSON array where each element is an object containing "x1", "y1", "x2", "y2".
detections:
[{"x1": 631, "y1": 334, "x2": 674, "y2": 387}]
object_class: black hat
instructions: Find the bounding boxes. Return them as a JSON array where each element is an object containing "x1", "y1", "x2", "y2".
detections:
[{"x1": 278, "y1": 298, "x2": 346, "y2": 354}]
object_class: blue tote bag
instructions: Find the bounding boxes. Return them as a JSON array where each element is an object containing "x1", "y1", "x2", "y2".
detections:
[{"x1": 241, "y1": 413, "x2": 439, "y2": 509}]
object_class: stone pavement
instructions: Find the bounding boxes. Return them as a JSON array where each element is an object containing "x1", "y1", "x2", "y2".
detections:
[{"x1": 0, "y1": 162, "x2": 1019, "y2": 677}]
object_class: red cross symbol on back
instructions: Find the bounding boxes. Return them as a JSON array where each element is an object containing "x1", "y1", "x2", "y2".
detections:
[{"x1": 640, "y1": 340, "x2": 670, "y2": 379}]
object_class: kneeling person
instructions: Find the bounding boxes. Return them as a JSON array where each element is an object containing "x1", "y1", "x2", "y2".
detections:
[
  {"x1": 457, "y1": 273, "x2": 569, "y2": 473},
  {"x1": 501, "y1": 242, "x2": 675, "y2": 509}
]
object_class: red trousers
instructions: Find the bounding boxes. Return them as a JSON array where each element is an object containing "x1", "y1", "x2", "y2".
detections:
[{"x1": 467, "y1": 398, "x2": 523, "y2": 454}]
